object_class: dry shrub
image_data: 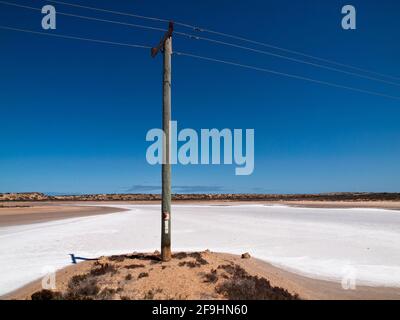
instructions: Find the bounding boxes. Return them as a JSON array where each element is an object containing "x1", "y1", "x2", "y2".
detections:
[
  {"x1": 189, "y1": 252, "x2": 209, "y2": 265},
  {"x1": 143, "y1": 288, "x2": 163, "y2": 300},
  {"x1": 31, "y1": 290, "x2": 62, "y2": 300},
  {"x1": 203, "y1": 269, "x2": 219, "y2": 283},
  {"x1": 216, "y1": 264, "x2": 299, "y2": 300},
  {"x1": 138, "y1": 272, "x2": 149, "y2": 279},
  {"x1": 177, "y1": 252, "x2": 209, "y2": 268},
  {"x1": 172, "y1": 252, "x2": 188, "y2": 260},
  {"x1": 127, "y1": 253, "x2": 160, "y2": 261},
  {"x1": 98, "y1": 288, "x2": 116, "y2": 299},
  {"x1": 124, "y1": 264, "x2": 145, "y2": 270},
  {"x1": 90, "y1": 263, "x2": 117, "y2": 276},
  {"x1": 125, "y1": 274, "x2": 132, "y2": 281},
  {"x1": 67, "y1": 276, "x2": 99, "y2": 298},
  {"x1": 108, "y1": 255, "x2": 126, "y2": 262}
]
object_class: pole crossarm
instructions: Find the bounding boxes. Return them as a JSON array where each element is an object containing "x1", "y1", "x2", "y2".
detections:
[{"x1": 151, "y1": 21, "x2": 174, "y2": 58}]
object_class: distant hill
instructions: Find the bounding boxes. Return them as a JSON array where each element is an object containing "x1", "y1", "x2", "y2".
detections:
[{"x1": 1, "y1": 192, "x2": 400, "y2": 202}]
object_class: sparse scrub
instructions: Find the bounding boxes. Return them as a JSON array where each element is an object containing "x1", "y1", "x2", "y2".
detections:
[
  {"x1": 98, "y1": 288, "x2": 116, "y2": 299},
  {"x1": 179, "y1": 261, "x2": 200, "y2": 268},
  {"x1": 124, "y1": 263, "x2": 145, "y2": 269},
  {"x1": 189, "y1": 252, "x2": 209, "y2": 265},
  {"x1": 31, "y1": 290, "x2": 62, "y2": 300},
  {"x1": 203, "y1": 269, "x2": 219, "y2": 283},
  {"x1": 90, "y1": 263, "x2": 117, "y2": 276},
  {"x1": 216, "y1": 263, "x2": 299, "y2": 300},
  {"x1": 177, "y1": 252, "x2": 209, "y2": 268},
  {"x1": 143, "y1": 288, "x2": 163, "y2": 300},
  {"x1": 138, "y1": 272, "x2": 149, "y2": 279},
  {"x1": 125, "y1": 274, "x2": 132, "y2": 280},
  {"x1": 172, "y1": 252, "x2": 188, "y2": 259},
  {"x1": 108, "y1": 255, "x2": 126, "y2": 262},
  {"x1": 68, "y1": 274, "x2": 88, "y2": 287},
  {"x1": 127, "y1": 253, "x2": 160, "y2": 261},
  {"x1": 67, "y1": 277, "x2": 100, "y2": 298}
]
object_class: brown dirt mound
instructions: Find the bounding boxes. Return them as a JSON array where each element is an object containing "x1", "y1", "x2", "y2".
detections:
[{"x1": 29, "y1": 251, "x2": 299, "y2": 300}]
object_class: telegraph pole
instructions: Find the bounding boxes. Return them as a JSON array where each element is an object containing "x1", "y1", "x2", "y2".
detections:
[{"x1": 151, "y1": 22, "x2": 173, "y2": 261}]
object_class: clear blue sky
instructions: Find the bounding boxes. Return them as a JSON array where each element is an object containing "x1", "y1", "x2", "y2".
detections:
[{"x1": 0, "y1": 0, "x2": 399, "y2": 194}]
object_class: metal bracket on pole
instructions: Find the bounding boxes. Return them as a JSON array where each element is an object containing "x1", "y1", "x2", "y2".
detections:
[{"x1": 151, "y1": 21, "x2": 174, "y2": 58}]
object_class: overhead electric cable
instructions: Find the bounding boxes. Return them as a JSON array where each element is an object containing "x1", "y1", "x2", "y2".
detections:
[
  {"x1": 45, "y1": 0, "x2": 400, "y2": 82},
  {"x1": 0, "y1": 1, "x2": 166, "y2": 33},
  {"x1": 3, "y1": 0, "x2": 398, "y2": 87},
  {"x1": 174, "y1": 31, "x2": 400, "y2": 87},
  {"x1": 47, "y1": 0, "x2": 169, "y2": 23},
  {"x1": 0, "y1": 25, "x2": 151, "y2": 49},
  {"x1": 174, "y1": 51, "x2": 400, "y2": 101}
]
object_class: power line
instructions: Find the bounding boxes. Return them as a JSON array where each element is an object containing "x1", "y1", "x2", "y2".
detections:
[
  {"x1": 1, "y1": 23, "x2": 399, "y2": 102},
  {"x1": 175, "y1": 31, "x2": 400, "y2": 88},
  {"x1": 44, "y1": 0, "x2": 400, "y2": 82},
  {"x1": 185, "y1": 27, "x2": 400, "y2": 83},
  {"x1": 4, "y1": 0, "x2": 399, "y2": 87},
  {"x1": 174, "y1": 51, "x2": 400, "y2": 101},
  {"x1": 0, "y1": 25, "x2": 151, "y2": 49},
  {"x1": 1, "y1": 7, "x2": 398, "y2": 102},
  {"x1": 0, "y1": 1, "x2": 166, "y2": 33},
  {"x1": 47, "y1": 0, "x2": 169, "y2": 24}
]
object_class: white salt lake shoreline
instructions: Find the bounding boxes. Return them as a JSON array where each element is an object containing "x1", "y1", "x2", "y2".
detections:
[{"x1": 1, "y1": 204, "x2": 400, "y2": 296}]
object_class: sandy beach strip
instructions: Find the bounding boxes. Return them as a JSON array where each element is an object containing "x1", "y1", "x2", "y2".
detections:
[{"x1": 0, "y1": 204, "x2": 126, "y2": 227}]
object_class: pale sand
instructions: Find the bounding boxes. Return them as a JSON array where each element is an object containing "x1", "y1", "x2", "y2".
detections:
[{"x1": 3, "y1": 251, "x2": 399, "y2": 300}]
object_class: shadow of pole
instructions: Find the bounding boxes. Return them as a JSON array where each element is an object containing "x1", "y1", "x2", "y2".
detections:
[{"x1": 69, "y1": 253, "x2": 98, "y2": 264}]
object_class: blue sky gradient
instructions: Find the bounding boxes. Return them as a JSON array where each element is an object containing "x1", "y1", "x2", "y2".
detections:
[{"x1": 0, "y1": 0, "x2": 399, "y2": 194}]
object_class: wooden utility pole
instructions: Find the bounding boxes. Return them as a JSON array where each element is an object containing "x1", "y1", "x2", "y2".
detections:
[{"x1": 151, "y1": 22, "x2": 173, "y2": 262}]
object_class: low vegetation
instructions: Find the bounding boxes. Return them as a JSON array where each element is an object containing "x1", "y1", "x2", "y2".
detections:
[{"x1": 216, "y1": 263, "x2": 299, "y2": 300}]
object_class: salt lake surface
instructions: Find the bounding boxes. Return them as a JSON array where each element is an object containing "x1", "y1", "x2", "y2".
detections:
[{"x1": 1, "y1": 204, "x2": 400, "y2": 295}]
